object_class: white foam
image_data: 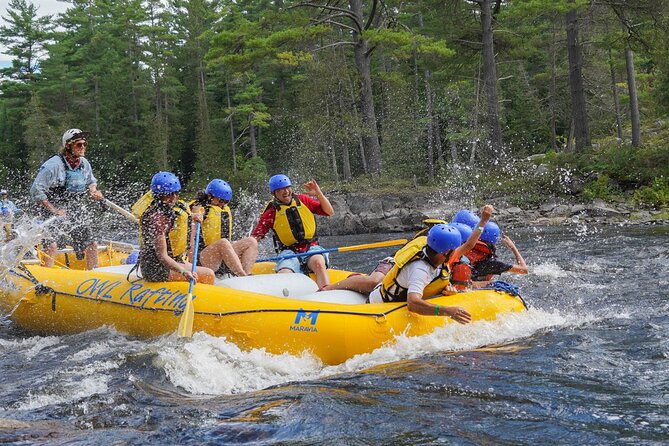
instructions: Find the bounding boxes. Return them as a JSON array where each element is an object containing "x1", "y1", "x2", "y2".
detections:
[
  {"x1": 14, "y1": 375, "x2": 111, "y2": 411},
  {"x1": 156, "y1": 308, "x2": 580, "y2": 396},
  {"x1": 532, "y1": 262, "x2": 571, "y2": 278},
  {"x1": 0, "y1": 335, "x2": 61, "y2": 360}
]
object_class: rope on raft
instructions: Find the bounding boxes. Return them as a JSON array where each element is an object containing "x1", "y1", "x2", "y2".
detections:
[{"x1": 483, "y1": 280, "x2": 528, "y2": 309}]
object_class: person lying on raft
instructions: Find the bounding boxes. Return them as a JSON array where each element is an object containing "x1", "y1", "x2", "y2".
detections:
[
  {"x1": 368, "y1": 223, "x2": 476, "y2": 322},
  {"x1": 323, "y1": 205, "x2": 494, "y2": 304},
  {"x1": 449, "y1": 210, "x2": 528, "y2": 289},
  {"x1": 189, "y1": 179, "x2": 258, "y2": 277},
  {"x1": 251, "y1": 174, "x2": 334, "y2": 289},
  {"x1": 138, "y1": 171, "x2": 214, "y2": 284}
]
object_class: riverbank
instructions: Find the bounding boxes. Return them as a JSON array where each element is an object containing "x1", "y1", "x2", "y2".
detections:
[{"x1": 318, "y1": 192, "x2": 669, "y2": 235}]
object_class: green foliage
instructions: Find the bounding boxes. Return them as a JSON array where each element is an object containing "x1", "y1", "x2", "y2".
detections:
[
  {"x1": 228, "y1": 156, "x2": 268, "y2": 194},
  {"x1": 581, "y1": 174, "x2": 623, "y2": 201},
  {"x1": 0, "y1": 0, "x2": 666, "y2": 205},
  {"x1": 632, "y1": 177, "x2": 669, "y2": 209}
]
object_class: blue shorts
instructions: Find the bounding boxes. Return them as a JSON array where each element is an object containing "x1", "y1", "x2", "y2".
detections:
[{"x1": 276, "y1": 245, "x2": 330, "y2": 274}]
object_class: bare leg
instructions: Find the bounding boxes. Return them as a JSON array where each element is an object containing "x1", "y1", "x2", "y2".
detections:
[
  {"x1": 307, "y1": 254, "x2": 329, "y2": 288},
  {"x1": 85, "y1": 242, "x2": 98, "y2": 270},
  {"x1": 232, "y1": 237, "x2": 258, "y2": 275},
  {"x1": 323, "y1": 271, "x2": 385, "y2": 293},
  {"x1": 199, "y1": 239, "x2": 246, "y2": 276},
  {"x1": 43, "y1": 242, "x2": 58, "y2": 268}
]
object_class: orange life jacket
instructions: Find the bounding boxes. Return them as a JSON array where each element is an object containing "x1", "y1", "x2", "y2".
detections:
[
  {"x1": 450, "y1": 256, "x2": 473, "y2": 291},
  {"x1": 465, "y1": 240, "x2": 494, "y2": 264}
]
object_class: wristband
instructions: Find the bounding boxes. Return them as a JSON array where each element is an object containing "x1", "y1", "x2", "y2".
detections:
[
  {"x1": 435, "y1": 304, "x2": 440, "y2": 316},
  {"x1": 475, "y1": 226, "x2": 484, "y2": 232}
]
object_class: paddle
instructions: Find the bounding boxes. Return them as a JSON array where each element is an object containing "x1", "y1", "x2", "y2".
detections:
[
  {"x1": 177, "y1": 221, "x2": 201, "y2": 338},
  {"x1": 103, "y1": 199, "x2": 139, "y2": 223},
  {"x1": 256, "y1": 238, "x2": 408, "y2": 263}
]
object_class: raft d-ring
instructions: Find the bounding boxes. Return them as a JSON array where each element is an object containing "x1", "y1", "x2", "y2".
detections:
[{"x1": 375, "y1": 314, "x2": 387, "y2": 324}]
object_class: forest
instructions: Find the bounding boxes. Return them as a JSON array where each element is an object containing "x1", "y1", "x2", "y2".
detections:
[{"x1": 1, "y1": 0, "x2": 668, "y2": 208}]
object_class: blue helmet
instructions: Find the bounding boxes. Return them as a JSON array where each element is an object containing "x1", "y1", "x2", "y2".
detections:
[
  {"x1": 452, "y1": 209, "x2": 479, "y2": 229},
  {"x1": 269, "y1": 174, "x2": 292, "y2": 193},
  {"x1": 480, "y1": 221, "x2": 501, "y2": 245},
  {"x1": 206, "y1": 179, "x2": 233, "y2": 202},
  {"x1": 427, "y1": 224, "x2": 462, "y2": 254},
  {"x1": 151, "y1": 171, "x2": 181, "y2": 196},
  {"x1": 448, "y1": 222, "x2": 473, "y2": 243}
]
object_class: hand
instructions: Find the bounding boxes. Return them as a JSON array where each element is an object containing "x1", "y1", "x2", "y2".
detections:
[
  {"x1": 303, "y1": 179, "x2": 322, "y2": 197},
  {"x1": 52, "y1": 208, "x2": 66, "y2": 217},
  {"x1": 501, "y1": 235, "x2": 515, "y2": 248},
  {"x1": 480, "y1": 204, "x2": 494, "y2": 220},
  {"x1": 443, "y1": 306, "x2": 472, "y2": 324},
  {"x1": 183, "y1": 270, "x2": 197, "y2": 282},
  {"x1": 90, "y1": 189, "x2": 104, "y2": 201},
  {"x1": 441, "y1": 284, "x2": 458, "y2": 296},
  {"x1": 191, "y1": 206, "x2": 204, "y2": 223}
]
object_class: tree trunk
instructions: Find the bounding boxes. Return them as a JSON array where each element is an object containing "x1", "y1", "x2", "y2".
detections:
[
  {"x1": 565, "y1": 4, "x2": 590, "y2": 151},
  {"x1": 338, "y1": 84, "x2": 352, "y2": 181},
  {"x1": 248, "y1": 116, "x2": 257, "y2": 158},
  {"x1": 94, "y1": 77, "x2": 100, "y2": 135},
  {"x1": 348, "y1": 78, "x2": 368, "y2": 175},
  {"x1": 550, "y1": 24, "x2": 558, "y2": 151},
  {"x1": 625, "y1": 46, "x2": 641, "y2": 146},
  {"x1": 226, "y1": 82, "x2": 237, "y2": 172},
  {"x1": 469, "y1": 59, "x2": 482, "y2": 165},
  {"x1": 349, "y1": 0, "x2": 382, "y2": 175},
  {"x1": 425, "y1": 70, "x2": 435, "y2": 181},
  {"x1": 608, "y1": 48, "x2": 624, "y2": 140},
  {"x1": 478, "y1": 0, "x2": 503, "y2": 158}
]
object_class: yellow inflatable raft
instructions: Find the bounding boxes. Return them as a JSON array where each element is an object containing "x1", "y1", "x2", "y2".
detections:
[{"x1": 0, "y1": 255, "x2": 527, "y2": 365}]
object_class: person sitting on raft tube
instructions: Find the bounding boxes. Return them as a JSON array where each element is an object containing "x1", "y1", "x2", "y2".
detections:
[
  {"x1": 138, "y1": 171, "x2": 214, "y2": 284},
  {"x1": 251, "y1": 174, "x2": 334, "y2": 289},
  {"x1": 323, "y1": 206, "x2": 494, "y2": 296},
  {"x1": 29, "y1": 128, "x2": 104, "y2": 270},
  {"x1": 189, "y1": 179, "x2": 258, "y2": 277},
  {"x1": 451, "y1": 209, "x2": 528, "y2": 288}
]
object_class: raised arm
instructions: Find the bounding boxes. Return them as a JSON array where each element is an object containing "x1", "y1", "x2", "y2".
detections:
[
  {"x1": 304, "y1": 179, "x2": 334, "y2": 216},
  {"x1": 501, "y1": 235, "x2": 529, "y2": 274}
]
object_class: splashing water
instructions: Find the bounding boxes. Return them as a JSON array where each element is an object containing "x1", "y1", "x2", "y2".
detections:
[{"x1": 0, "y1": 217, "x2": 57, "y2": 272}]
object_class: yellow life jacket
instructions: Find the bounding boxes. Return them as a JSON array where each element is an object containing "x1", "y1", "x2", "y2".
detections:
[
  {"x1": 264, "y1": 195, "x2": 317, "y2": 249},
  {"x1": 200, "y1": 202, "x2": 233, "y2": 247},
  {"x1": 168, "y1": 201, "x2": 190, "y2": 258},
  {"x1": 134, "y1": 191, "x2": 190, "y2": 259},
  {"x1": 412, "y1": 218, "x2": 448, "y2": 240},
  {"x1": 131, "y1": 190, "x2": 154, "y2": 219},
  {"x1": 379, "y1": 236, "x2": 452, "y2": 302}
]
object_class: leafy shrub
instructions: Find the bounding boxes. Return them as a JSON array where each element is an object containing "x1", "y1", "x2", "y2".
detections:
[
  {"x1": 632, "y1": 177, "x2": 669, "y2": 209},
  {"x1": 581, "y1": 174, "x2": 623, "y2": 201}
]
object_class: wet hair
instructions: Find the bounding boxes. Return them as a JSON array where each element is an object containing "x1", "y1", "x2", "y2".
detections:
[{"x1": 194, "y1": 190, "x2": 212, "y2": 205}]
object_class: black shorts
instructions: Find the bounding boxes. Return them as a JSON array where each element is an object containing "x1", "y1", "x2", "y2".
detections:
[
  {"x1": 42, "y1": 221, "x2": 95, "y2": 260},
  {"x1": 139, "y1": 258, "x2": 170, "y2": 282}
]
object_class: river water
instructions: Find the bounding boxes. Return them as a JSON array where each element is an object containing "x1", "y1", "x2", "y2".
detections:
[{"x1": 0, "y1": 223, "x2": 668, "y2": 444}]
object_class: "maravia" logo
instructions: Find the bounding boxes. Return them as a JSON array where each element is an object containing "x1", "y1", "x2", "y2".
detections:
[{"x1": 290, "y1": 308, "x2": 320, "y2": 333}]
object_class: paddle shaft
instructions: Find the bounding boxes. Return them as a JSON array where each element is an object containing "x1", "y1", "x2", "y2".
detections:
[
  {"x1": 256, "y1": 238, "x2": 407, "y2": 263},
  {"x1": 187, "y1": 222, "x2": 201, "y2": 294},
  {"x1": 178, "y1": 221, "x2": 201, "y2": 338},
  {"x1": 104, "y1": 199, "x2": 139, "y2": 223}
]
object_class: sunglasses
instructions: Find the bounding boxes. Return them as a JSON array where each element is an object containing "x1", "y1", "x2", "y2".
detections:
[{"x1": 72, "y1": 141, "x2": 88, "y2": 148}]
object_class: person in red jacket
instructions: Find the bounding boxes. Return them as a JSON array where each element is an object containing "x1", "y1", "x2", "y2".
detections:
[{"x1": 252, "y1": 174, "x2": 334, "y2": 288}]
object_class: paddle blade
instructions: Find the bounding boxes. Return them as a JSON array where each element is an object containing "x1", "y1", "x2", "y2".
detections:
[
  {"x1": 177, "y1": 293, "x2": 194, "y2": 338},
  {"x1": 337, "y1": 239, "x2": 407, "y2": 252}
]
